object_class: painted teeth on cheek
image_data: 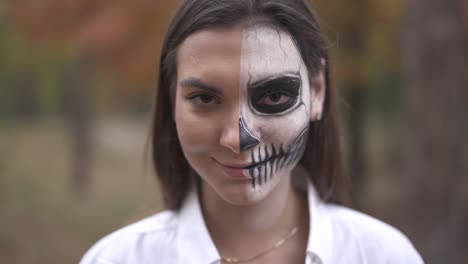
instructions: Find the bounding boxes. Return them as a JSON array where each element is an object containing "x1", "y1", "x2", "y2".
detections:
[
  {"x1": 269, "y1": 159, "x2": 274, "y2": 179},
  {"x1": 265, "y1": 159, "x2": 270, "y2": 180},
  {"x1": 257, "y1": 165, "x2": 262, "y2": 186},
  {"x1": 270, "y1": 146, "x2": 276, "y2": 179},
  {"x1": 263, "y1": 145, "x2": 268, "y2": 181},
  {"x1": 279, "y1": 153, "x2": 287, "y2": 169},
  {"x1": 259, "y1": 166, "x2": 262, "y2": 186},
  {"x1": 246, "y1": 128, "x2": 309, "y2": 189},
  {"x1": 257, "y1": 148, "x2": 262, "y2": 164},
  {"x1": 284, "y1": 155, "x2": 292, "y2": 168},
  {"x1": 275, "y1": 144, "x2": 282, "y2": 172},
  {"x1": 250, "y1": 151, "x2": 256, "y2": 188}
]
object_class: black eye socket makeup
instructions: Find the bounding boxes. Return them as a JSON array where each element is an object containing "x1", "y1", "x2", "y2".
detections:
[{"x1": 249, "y1": 74, "x2": 301, "y2": 114}]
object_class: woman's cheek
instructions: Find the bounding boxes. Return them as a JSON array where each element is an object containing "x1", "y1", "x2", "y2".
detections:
[{"x1": 176, "y1": 111, "x2": 219, "y2": 153}]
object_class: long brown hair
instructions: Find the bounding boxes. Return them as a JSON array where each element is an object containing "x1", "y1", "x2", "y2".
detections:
[{"x1": 151, "y1": 0, "x2": 350, "y2": 210}]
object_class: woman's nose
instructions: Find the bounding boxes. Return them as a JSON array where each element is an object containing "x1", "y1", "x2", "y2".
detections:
[
  {"x1": 239, "y1": 117, "x2": 259, "y2": 152},
  {"x1": 219, "y1": 115, "x2": 240, "y2": 154},
  {"x1": 219, "y1": 116, "x2": 259, "y2": 154}
]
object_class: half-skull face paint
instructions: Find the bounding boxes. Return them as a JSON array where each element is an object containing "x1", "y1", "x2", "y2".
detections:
[
  {"x1": 175, "y1": 25, "x2": 315, "y2": 204},
  {"x1": 238, "y1": 25, "x2": 311, "y2": 194}
]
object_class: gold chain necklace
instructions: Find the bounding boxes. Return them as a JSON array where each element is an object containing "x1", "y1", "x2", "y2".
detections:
[{"x1": 220, "y1": 226, "x2": 298, "y2": 263}]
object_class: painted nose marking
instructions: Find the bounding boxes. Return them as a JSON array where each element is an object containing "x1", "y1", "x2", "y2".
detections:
[{"x1": 239, "y1": 117, "x2": 260, "y2": 152}]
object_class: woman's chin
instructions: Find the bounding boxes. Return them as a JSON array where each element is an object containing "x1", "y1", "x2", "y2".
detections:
[{"x1": 214, "y1": 180, "x2": 275, "y2": 206}]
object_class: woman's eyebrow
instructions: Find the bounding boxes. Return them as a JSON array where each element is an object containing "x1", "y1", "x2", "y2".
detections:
[
  {"x1": 249, "y1": 72, "x2": 301, "y2": 89},
  {"x1": 179, "y1": 77, "x2": 223, "y2": 96}
]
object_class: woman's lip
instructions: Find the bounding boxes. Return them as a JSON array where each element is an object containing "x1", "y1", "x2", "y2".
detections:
[
  {"x1": 220, "y1": 165, "x2": 248, "y2": 179},
  {"x1": 213, "y1": 159, "x2": 250, "y2": 169},
  {"x1": 214, "y1": 159, "x2": 268, "y2": 170},
  {"x1": 213, "y1": 159, "x2": 251, "y2": 179},
  {"x1": 222, "y1": 163, "x2": 249, "y2": 169}
]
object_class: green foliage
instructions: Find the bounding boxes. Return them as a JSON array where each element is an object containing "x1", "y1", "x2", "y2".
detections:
[
  {"x1": 34, "y1": 53, "x2": 68, "y2": 115},
  {"x1": 0, "y1": 22, "x2": 79, "y2": 119},
  {"x1": 366, "y1": 64, "x2": 404, "y2": 121},
  {"x1": 0, "y1": 24, "x2": 17, "y2": 117}
]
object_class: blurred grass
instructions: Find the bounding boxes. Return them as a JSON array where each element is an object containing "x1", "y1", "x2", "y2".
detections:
[{"x1": 0, "y1": 118, "x2": 163, "y2": 263}]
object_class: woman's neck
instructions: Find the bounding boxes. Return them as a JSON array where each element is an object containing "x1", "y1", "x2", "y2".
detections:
[{"x1": 200, "y1": 175, "x2": 309, "y2": 260}]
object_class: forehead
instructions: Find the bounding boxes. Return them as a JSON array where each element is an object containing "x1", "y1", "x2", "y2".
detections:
[
  {"x1": 177, "y1": 25, "x2": 302, "y2": 85},
  {"x1": 241, "y1": 25, "x2": 302, "y2": 84}
]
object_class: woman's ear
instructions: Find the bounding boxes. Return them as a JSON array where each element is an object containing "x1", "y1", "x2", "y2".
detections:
[{"x1": 309, "y1": 58, "x2": 326, "y2": 121}]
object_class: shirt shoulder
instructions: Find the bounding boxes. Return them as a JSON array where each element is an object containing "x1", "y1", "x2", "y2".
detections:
[
  {"x1": 80, "y1": 210, "x2": 179, "y2": 264},
  {"x1": 322, "y1": 204, "x2": 424, "y2": 264}
]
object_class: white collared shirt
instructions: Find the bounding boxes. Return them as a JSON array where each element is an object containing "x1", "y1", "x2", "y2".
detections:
[{"x1": 80, "y1": 181, "x2": 424, "y2": 264}]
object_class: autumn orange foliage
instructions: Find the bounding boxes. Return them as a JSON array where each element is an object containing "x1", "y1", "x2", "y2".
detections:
[{"x1": 7, "y1": 0, "x2": 179, "y2": 95}]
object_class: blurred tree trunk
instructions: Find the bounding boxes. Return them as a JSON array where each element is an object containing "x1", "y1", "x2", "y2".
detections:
[
  {"x1": 401, "y1": 0, "x2": 466, "y2": 262},
  {"x1": 12, "y1": 71, "x2": 38, "y2": 119},
  {"x1": 63, "y1": 55, "x2": 94, "y2": 197},
  {"x1": 340, "y1": 1, "x2": 370, "y2": 206},
  {"x1": 346, "y1": 84, "x2": 365, "y2": 205}
]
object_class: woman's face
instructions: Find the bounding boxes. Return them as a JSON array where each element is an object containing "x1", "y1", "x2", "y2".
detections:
[{"x1": 174, "y1": 25, "x2": 324, "y2": 205}]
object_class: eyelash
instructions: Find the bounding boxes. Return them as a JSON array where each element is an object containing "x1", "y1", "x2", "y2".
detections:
[
  {"x1": 257, "y1": 91, "x2": 292, "y2": 104},
  {"x1": 186, "y1": 93, "x2": 221, "y2": 105},
  {"x1": 250, "y1": 85, "x2": 299, "y2": 114}
]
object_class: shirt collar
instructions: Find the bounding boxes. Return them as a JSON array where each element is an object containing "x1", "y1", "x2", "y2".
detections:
[
  {"x1": 176, "y1": 179, "x2": 333, "y2": 264},
  {"x1": 305, "y1": 180, "x2": 334, "y2": 264},
  {"x1": 176, "y1": 188, "x2": 220, "y2": 264}
]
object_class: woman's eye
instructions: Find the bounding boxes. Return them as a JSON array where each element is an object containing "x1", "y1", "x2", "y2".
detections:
[
  {"x1": 186, "y1": 93, "x2": 219, "y2": 105},
  {"x1": 250, "y1": 89, "x2": 298, "y2": 114},
  {"x1": 249, "y1": 75, "x2": 301, "y2": 114},
  {"x1": 257, "y1": 92, "x2": 291, "y2": 105}
]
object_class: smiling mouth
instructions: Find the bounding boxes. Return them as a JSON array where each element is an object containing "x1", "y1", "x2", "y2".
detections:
[
  {"x1": 213, "y1": 127, "x2": 309, "y2": 187},
  {"x1": 216, "y1": 155, "x2": 276, "y2": 170},
  {"x1": 213, "y1": 159, "x2": 249, "y2": 169},
  {"x1": 216, "y1": 138, "x2": 299, "y2": 170}
]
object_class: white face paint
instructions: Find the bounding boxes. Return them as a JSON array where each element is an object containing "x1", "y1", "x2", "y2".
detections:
[{"x1": 238, "y1": 25, "x2": 311, "y2": 199}]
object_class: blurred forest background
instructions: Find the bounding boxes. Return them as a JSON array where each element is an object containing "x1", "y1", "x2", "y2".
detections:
[{"x1": 0, "y1": 0, "x2": 466, "y2": 263}]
